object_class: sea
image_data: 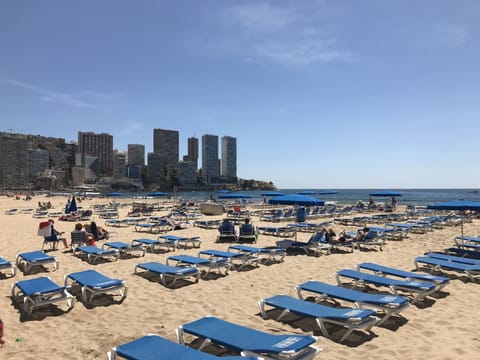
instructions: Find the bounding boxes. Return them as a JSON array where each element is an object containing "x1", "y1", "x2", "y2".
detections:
[{"x1": 107, "y1": 188, "x2": 480, "y2": 207}]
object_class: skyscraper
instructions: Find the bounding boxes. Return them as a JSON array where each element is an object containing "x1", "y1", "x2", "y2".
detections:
[
  {"x1": 201, "y1": 134, "x2": 219, "y2": 184},
  {"x1": 78, "y1": 131, "x2": 113, "y2": 175},
  {"x1": 153, "y1": 128, "x2": 179, "y2": 167},
  {"x1": 183, "y1": 136, "x2": 199, "y2": 168},
  {"x1": 113, "y1": 152, "x2": 127, "y2": 178},
  {"x1": 127, "y1": 144, "x2": 145, "y2": 166},
  {"x1": 0, "y1": 133, "x2": 28, "y2": 188},
  {"x1": 221, "y1": 136, "x2": 237, "y2": 181}
]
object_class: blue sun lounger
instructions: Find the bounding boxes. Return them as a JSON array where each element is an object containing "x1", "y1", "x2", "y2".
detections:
[
  {"x1": 425, "y1": 252, "x2": 480, "y2": 265},
  {"x1": 227, "y1": 245, "x2": 286, "y2": 263},
  {"x1": 335, "y1": 269, "x2": 437, "y2": 304},
  {"x1": 11, "y1": 276, "x2": 74, "y2": 314},
  {"x1": 158, "y1": 234, "x2": 202, "y2": 249},
  {"x1": 131, "y1": 238, "x2": 176, "y2": 253},
  {"x1": 107, "y1": 334, "x2": 261, "y2": 360},
  {"x1": 73, "y1": 245, "x2": 120, "y2": 264},
  {"x1": 258, "y1": 294, "x2": 378, "y2": 344},
  {"x1": 414, "y1": 256, "x2": 480, "y2": 282},
  {"x1": 194, "y1": 219, "x2": 221, "y2": 229},
  {"x1": 446, "y1": 247, "x2": 480, "y2": 258},
  {"x1": 198, "y1": 249, "x2": 259, "y2": 270},
  {"x1": 166, "y1": 254, "x2": 231, "y2": 278},
  {"x1": 295, "y1": 280, "x2": 409, "y2": 326},
  {"x1": 0, "y1": 256, "x2": 16, "y2": 277},
  {"x1": 357, "y1": 262, "x2": 450, "y2": 291},
  {"x1": 102, "y1": 241, "x2": 146, "y2": 257},
  {"x1": 134, "y1": 261, "x2": 200, "y2": 287},
  {"x1": 64, "y1": 269, "x2": 127, "y2": 304},
  {"x1": 15, "y1": 250, "x2": 58, "y2": 274},
  {"x1": 176, "y1": 316, "x2": 321, "y2": 360}
]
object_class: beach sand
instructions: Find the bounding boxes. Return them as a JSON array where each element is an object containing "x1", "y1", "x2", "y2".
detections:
[{"x1": 0, "y1": 195, "x2": 479, "y2": 359}]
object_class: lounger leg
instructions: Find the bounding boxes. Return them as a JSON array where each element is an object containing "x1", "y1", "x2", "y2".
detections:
[
  {"x1": 338, "y1": 327, "x2": 355, "y2": 344},
  {"x1": 258, "y1": 300, "x2": 267, "y2": 319},
  {"x1": 315, "y1": 319, "x2": 332, "y2": 341},
  {"x1": 175, "y1": 326, "x2": 185, "y2": 344}
]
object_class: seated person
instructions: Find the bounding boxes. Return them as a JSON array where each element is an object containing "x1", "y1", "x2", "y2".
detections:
[
  {"x1": 44, "y1": 219, "x2": 68, "y2": 249},
  {"x1": 85, "y1": 221, "x2": 109, "y2": 241},
  {"x1": 218, "y1": 219, "x2": 235, "y2": 235},
  {"x1": 323, "y1": 228, "x2": 338, "y2": 243},
  {"x1": 336, "y1": 227, "x2": 369, "y2": 243},
  {"x1": 239, "y1": 218, "x2": 255, "y2": 235},
  {"x1": 71, "y1": 222, "x2": 95, "y2": 247},
  {"x1": 165, "y1": 217, "x2": 189, "y2": 230}
]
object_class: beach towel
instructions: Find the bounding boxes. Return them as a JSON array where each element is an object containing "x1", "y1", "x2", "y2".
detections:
[{"x1": 37, "y1": 222, "x2": 52, "y2": 237}]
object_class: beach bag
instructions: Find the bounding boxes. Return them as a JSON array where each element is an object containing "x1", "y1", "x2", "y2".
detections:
[{"x1": 37, "y1": 221, "x2": 52, "y2": 237}]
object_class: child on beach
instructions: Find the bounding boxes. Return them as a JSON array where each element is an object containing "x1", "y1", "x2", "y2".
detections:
[{"x1": 0, "y1": 318, "x2": 5, "y2": 347}]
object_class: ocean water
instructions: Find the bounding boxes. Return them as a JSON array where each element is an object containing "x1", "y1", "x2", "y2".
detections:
[{"x1": 153, "y1": 188, "x2": 480, "y2": 206}]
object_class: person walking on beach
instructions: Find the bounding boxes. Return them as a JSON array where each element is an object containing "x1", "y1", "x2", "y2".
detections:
[{"x1": 391, "y1": 196, "x2": 397, "y2": 211}]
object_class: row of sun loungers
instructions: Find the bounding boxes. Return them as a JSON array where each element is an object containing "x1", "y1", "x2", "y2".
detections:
[
  {"x1": 109, "y1": 257, "x2": 457, "y2": 358},
  {"x1": 133, "y1": 246, "x2": 286, "y2": 286},
  {"x1": 11, "y1": 269, "x2": 127, "y2": 314}
]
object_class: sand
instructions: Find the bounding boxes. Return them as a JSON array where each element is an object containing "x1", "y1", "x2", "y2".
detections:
[{"x1": 0, "y1": 195, "x2": 479, "y2": 359}]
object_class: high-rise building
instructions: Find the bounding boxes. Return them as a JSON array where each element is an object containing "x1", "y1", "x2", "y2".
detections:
[
  {"x1": 113, "y1": 152, "x2": 127, "y2": 178},
  {"x1": 221, "y1": 136, "x2": 237, "y2": 181},
  {"x1": 27, "y1": 149, "x2": 49, "y2": 178},
  {"x1": 201, "y1": 134, "x2": 219, "y2": 184},
  {"x1": 177, "y1": 161, "x2": 198, "y2": 185},
  {"x1": 78, "y1": 131, "x2": 113, "y2": 175},
  {"x1": 153, "y1": 129, "x2": 179, "y2": 167},
  {"x1": 127, "y1": 144, "x2": 145, "y2": 166},
  {"x1": 0, "y1": 133, "x2": 29, "y2": 188},
  {"x1": 147, "y1": 152, "x2": 165, "y2": 183},
  {"x1": 183, "y1": 137, "x2": 199, "y2": 168}
]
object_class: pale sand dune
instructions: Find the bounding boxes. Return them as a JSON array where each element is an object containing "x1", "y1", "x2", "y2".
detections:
[{"x1": 0, "y1": 196, "x2": 480, "y2": 359}]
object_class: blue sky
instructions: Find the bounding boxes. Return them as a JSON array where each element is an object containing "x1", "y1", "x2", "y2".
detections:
[{"x1": 1, "y1": 1, "x2": 479, "y2": 188}]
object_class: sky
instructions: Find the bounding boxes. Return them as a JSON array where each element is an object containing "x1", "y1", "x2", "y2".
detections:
[{"x1": 1, "y1": 0, "x2": 479, "y2": 189}]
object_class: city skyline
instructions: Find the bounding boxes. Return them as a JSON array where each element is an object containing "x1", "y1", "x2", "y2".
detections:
[{"x1": 1, "y1": 1, "x2": 479, "y2": 188}]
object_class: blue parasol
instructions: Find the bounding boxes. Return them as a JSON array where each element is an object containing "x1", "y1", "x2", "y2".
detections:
[
  {"x1": 147, "y1": 192, "x2": 168, "y2": 197},
  {"x1": 269, "y1": 194, "x2": 324, "y2": 206},
  {"x1": 218, "y1": 193, "x2": 252, "y2": 199},
  {"x1": 370, "y1": 191, "x2": 402, "y2": 197},
  {"x1": 107, "y1": 192, "x2": 124, "y2": 197},
  {"x1": 427, "y1": 200, "x2": 480, "y2": 235},
  {"x1": 260, "y1": 191, "x2": 285, "y2": 197},
  {"x1": 317, "y1": 190, "x2": 338, "y2": 195},
  {"x1": 296, "y1": 191, "x2": 317, "y2": 195}
]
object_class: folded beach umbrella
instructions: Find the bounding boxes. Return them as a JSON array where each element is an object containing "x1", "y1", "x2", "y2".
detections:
[{"x1": 69, "y1": 196, "x2": 78, "y2": 213}]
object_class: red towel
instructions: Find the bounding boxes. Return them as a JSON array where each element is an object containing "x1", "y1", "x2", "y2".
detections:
[{"x1": 37, "y1": 222, "x2": 52, "y2": 237}]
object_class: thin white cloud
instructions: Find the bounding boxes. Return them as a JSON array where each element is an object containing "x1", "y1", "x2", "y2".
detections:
[
  {"x1": 435, "y1": 24, "x2": 468, "y2": 47},
  {"x1": 219, "y1": 1, "x2": 352, "y2": 67},
  {"x1": 255, "y1": 38, "x2": 353, "y2": 66},
  {"x1": 1, "y1": 79, "x2": 113, "y2": 109},
  {"x1": 225, "y1": 2, "x2": 296, "y2": 31}
]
